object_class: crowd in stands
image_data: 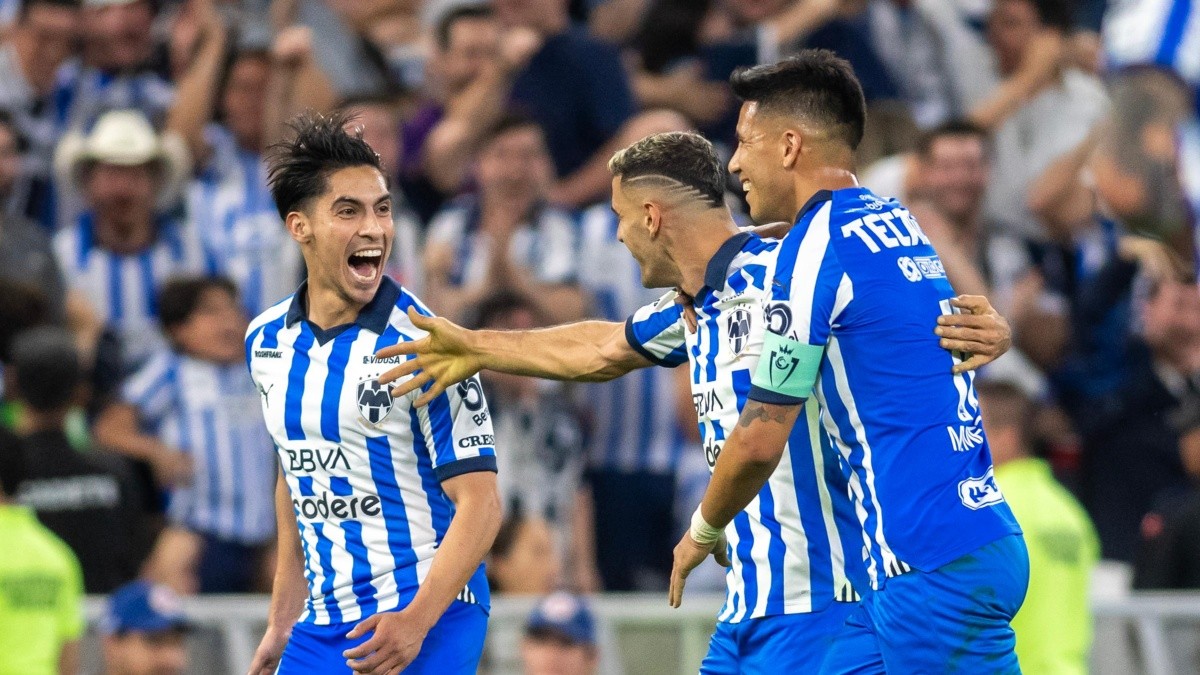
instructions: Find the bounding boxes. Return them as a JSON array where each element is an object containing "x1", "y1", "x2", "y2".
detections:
[{"x1": 0, "y1": 0, "x2": 1195, "y2": 670}]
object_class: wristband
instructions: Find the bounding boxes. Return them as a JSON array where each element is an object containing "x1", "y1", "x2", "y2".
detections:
[{"x1": 689, "y1": 506, "x2": 723, "y2": 546}]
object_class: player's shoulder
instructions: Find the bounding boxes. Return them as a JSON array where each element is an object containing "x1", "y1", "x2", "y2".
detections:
[
  {"x1": 246, "y1": 294, "x2": 294, "y2": 340},
  {"x1": 377, "y1": 285, "x2": 439, "y2": 346}
]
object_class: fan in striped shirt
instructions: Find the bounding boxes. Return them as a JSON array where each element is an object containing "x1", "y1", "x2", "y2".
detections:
[{"x1": 374, "y1": 130, "x2": 1010, "y2": 673}]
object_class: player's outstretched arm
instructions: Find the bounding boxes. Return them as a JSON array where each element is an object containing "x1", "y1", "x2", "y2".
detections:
[
  {"x1": 343, "y1": 471, "x2": 502, "y2": 674},
  {"x1": 935, "y1": 295, "x2": 1013, "y2": 374},
  {"x1": 669, "y1": 400, "x2": 800, "y2": 609},
  {"x1": 247, "y1": 470, "x2": 307, "y2": 675},
  {"x1": 376, "y1": 307, "x2": 652, "y2": 406}
]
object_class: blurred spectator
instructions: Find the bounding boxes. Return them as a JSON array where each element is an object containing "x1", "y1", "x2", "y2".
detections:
[
  {"x1": 56, "y1": 0, "x2": 172, "y2": 131},
  {"x1": 94, "y1": 277, "x2": 276, "y2": 593},
  {"x1": 424, "y1": 114, "x2": 586, "y2": 324},
  {"x1": 0, "y1": 0, "x2": 79, "y2": 224},
  {"x1": 0, "y1": 279, "x2": 53, "y2": 424},
  {"x1": 495, "y1": 0, "x2": 688, "y2": 206},
  {"x1": 488, "y1": 508, "x2": 562, "y2": 595},
  {"x1": 0, "y1": 456, "x2": 84, "y2": 675},
  {"x1": 1134, "y1": 424, "x2": 1200, "y2": 590},
  {"x1": 101, "y1": 581, "x2": 189, "y2": 675},
  {"x1": 341, "y1": 95, "x2": 424, "y2": 294},
  {"x1": 167, "y1": 6, "x2": 302, "y2": 317},
  {"x1": 575, "y1": 202, "x2": 693, "y2": 592},
  {"x1": 981, "y1": 379, "x2": 1097, "y2": 675},
  {"x1": 52, "y1": 108, "x2": 209, "y2": 380},
  {"x1": 412, "y1": 5, "x2": 542, "y2": 213},
  {"x1": 521, "y1": 592, "x2": 599, "y2": 675},
  {"x1": 6, "y1": 327, "x2": 146, "y2": 593},
  {"x1": 473, "y1": 292, "x2": 591, "y2": 587},
  {"x1": 1079, "y1": 278, "x2": 1200, "y2": 561},
  {"x1": 973, "y1": 0, "x2": 1107, "y2": 241},
  {"x1": 0, "y1": 113, "x2": 66, "y2": 322}
]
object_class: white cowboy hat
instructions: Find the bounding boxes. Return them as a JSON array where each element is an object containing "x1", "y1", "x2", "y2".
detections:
[{"x1": 53, "y1": 109, "x2": 191, "y2": 212}]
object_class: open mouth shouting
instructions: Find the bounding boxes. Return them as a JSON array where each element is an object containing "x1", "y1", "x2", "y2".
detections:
[{"x1": 347, "y1": 247, "x2": 384, "y2": 284}]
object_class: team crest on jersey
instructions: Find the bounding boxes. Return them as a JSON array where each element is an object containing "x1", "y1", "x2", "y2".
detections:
[
  {"x1": 356, "y1": 377, "x2": 393, "y2": 425},
  {"x1": 727, "y1": 308, "x2": 751, "y2": 355}
]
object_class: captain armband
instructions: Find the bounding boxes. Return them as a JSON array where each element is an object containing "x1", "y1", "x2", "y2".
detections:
[{"x1": 749, "y1": 331, "x2": 823, "y2": 402}]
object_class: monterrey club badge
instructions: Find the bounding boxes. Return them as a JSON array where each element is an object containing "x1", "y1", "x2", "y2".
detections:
[
  {"x1": 357, "y1": 377, "x2": 394, "y2": 425},
  {"x1": 727, "y1": 308, "x2": 751, "y2": 355}
]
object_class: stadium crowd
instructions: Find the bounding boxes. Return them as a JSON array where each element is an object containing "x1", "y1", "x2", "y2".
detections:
[{"x1": 0, "y1": 0, "x2": 1194, "y2": 671}]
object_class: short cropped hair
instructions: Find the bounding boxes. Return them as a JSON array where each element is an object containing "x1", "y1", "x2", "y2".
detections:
[
  {"x1": 730, "y1": 50, "x2": 867, "y2": 150},
  {"x1": 436, "y1": 4, "x2": 493, "y2": 51},
  {"x1": 916, "y1": 119, "x2": 990, "y2": 159},
  {"x1": 266, "y1": 110, "x2": 384, "y2": 220},
  {"x1": 158, "y1": 276, "x2": 238, "y2": 331},
  {"x1": 1026, "y1": 0, "x2": 1073, "y2": 34},
  {"x1": 11, "y1": 327, "x2": 80, "y2": 411},
  {"x1": 608, "y1": 131, "x2": 725, "y2": 208}
]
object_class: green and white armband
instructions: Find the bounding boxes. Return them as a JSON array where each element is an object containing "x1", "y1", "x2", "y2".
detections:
[{"x1": 750, "y1": 331, "x2": 824, "y2": 401}]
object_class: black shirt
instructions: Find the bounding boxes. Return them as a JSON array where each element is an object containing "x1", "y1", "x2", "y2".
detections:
[{"x1": 11, "y1": 430, "x2": 146, "y2": 593}]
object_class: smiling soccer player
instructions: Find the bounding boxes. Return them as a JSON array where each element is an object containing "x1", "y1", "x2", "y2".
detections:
[{"x1": 244, "y1": 112, "x2": 501, "y2": 675}]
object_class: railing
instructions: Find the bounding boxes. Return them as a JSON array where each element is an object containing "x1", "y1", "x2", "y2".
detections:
[{"x1": 81, "y1": 592, "x2": 1200, "y2": 675}]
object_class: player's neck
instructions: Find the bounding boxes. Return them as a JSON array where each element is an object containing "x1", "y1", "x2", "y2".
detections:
[
  {"x1": 673, "y1": 212, "x2": 741, "y2": 297},
  {"x1": 792, "y1": 165, "x2": 859, "y2": 216},
  {"x1": 304, "y1": 281, "x2": 366, "y2": 331}
]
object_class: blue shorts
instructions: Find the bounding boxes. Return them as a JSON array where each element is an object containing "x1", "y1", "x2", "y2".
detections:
[
  {"x1": 701, "y1": 601, "x2": 858, "y2": 675},
  {"x1": 276, "y1": 601, "x2": 487, "y2": 674},
  {"x1": 821, "y1": 534, "x2": 1030, "y2": 675}
]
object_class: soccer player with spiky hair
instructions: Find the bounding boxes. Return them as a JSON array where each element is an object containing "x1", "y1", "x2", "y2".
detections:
[{"x1": 245, "y1": 112, "x2": 501, "y2": 675}]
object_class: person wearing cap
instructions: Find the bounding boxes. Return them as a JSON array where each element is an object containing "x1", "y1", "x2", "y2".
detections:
[
  {"x1": 101, "y1": 580, "x2": 189, "y2": 675},
  {"x1": 521, "y1": 592, "x2": 599, "y2": 675},
  {"x1": 0, "y1": 443, "x2": 84, "y2": 675},
  {"x1": 52, "y1": 107, "x2": 209, "y2": 382},
  {"x1": 4, "y1": 326, "x2": 146, "y2": 593}
]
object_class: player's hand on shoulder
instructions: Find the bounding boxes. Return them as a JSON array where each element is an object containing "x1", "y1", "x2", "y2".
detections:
[
  {"x1": 246, "y1": 625, "x2": 290, "y2": 675},
  {"x1": 934, "y1": 295, "x2": 1012, "y2": 374},
  {"x1": 674, "y1": 289, "x2": 698, "y2": 334},
  {"x1": 343, "y1": 609, "x2": 431, "y2": 674},
  {"x1": 376, "y1": 307, "x2": 484, "y2": 407}
]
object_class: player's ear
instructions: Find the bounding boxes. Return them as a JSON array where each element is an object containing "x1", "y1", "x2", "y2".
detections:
[
  {"x1": 644, "y1": 201, "x2": 662, "y2": 238},
  {"x1": 781, "y1": 129, "x2": 801, "y2": 170},
  {"x1": 286, "y1": 211, "x2": 312, "y2": 244}
]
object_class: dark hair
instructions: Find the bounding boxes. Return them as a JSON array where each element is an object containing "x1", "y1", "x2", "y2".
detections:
[
  {"x1": 1025, "y1": 0, "x2": 1073, "y2": 34},
  {"x1": 0, "y1": 280, "x2": 49, "y2": 364},
  {"x1": 974, "y1": 379, "x2": 1034, "y2": 447},
  {"x1": 266, "y1": 110, "x2": 385, "y2": 220},
  {"x1": 478, "y1": 112, "x2": 544, "y2": 151},
  {"x1": 608, "y1": 131, "x2": 725, "y2": 208},
  {"x1": 469, "y1": 291, "x2": 542, "y2": 330},
  {"x1": 916, "y1": 119, "x2": 990, "y2": 159},
  {"x1": 157, "y1": 276, "x2": 238, "y2": 331},
  {"x1": 11, "y1": 327, "x2": 79, "y2": 411},
  {"x1": 0, "y1": 110, "x2": 26, "y2": 153},
  {"x1": 18, "y1": 0, "x2": 78, "y2": 19},
  {"x1": 730, "y1": 50, "x2": 867, "y2": 150},
  {"x1": 435, "y1": 4, "x2": 494, "y2": 51}
]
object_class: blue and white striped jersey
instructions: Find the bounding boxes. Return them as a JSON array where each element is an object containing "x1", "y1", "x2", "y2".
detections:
[
  {"x1": 122, "y1": 350, "x2": 277, "y2": 544},
  {"x1": 577, "y1": 205, "x2": 687, "y2": 474},
  {"x1": 626, "y1": 232, "x2": 864, "y2": 624},
  {"x1": 751, "y1": 187, "x2": 1022, "y2": 590},
  {"x1": 245, "y1": 277, "x2": 497, "y2": 625},
  {"x1": 53, "y1": 213, "x2": 214, "y2": 372},
  {"x1": 191, "y1": 124, "x2": 301, "y2": 317}
]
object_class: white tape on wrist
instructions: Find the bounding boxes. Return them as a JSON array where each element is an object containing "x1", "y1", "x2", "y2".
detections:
[{"x1": 689, "y1": 506, "x2": 723, "y2": 546}]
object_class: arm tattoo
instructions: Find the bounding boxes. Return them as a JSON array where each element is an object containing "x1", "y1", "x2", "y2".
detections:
[{"x1": 738, "y1": 400, "x2": 795, "y2": 428}]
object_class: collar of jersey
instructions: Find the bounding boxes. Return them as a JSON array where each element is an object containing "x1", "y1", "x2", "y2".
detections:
[
  {"x1": 793, "y1": 189, "x2": 834, "y2": 226},
  {"x1": 703, "y1": 231, "x2": 755, "y2": 292},
  {"x1": 285, "y1": 276, "x2": 401, "y2": 343}
]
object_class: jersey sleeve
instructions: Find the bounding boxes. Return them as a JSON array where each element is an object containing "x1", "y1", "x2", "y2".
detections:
[
  {"x1": 414, "y1": 375, "x2": 497, "y2": 482},
  {"x1": 120, "y1": 351, "x2": 176, "y2": 426},
  {"x1": 748, "y1": 212, "x2": 846, "y2": 405},
  {"x1": 624, "y1": 290, "x2": 689, "y2": 367}
]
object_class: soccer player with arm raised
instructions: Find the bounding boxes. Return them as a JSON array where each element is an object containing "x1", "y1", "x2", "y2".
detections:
[
  {"x1": 676, "y1": 51, "x2": 1029, "y2": 674},
  {"x1": 375, "y1": 131, "x2": 1011, "y2": 673},
  {"x1": 244, "y1": 112, "x2": 501, "y2": 675}
]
